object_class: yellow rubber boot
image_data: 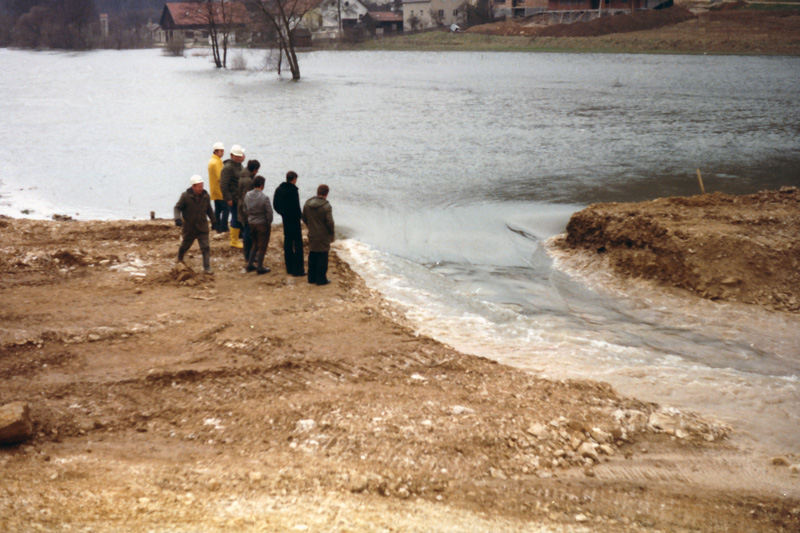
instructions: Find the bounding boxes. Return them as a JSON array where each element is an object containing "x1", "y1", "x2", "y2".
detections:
[{"x1": 229, "y1": 227, "x2": 243, "y2": 249}]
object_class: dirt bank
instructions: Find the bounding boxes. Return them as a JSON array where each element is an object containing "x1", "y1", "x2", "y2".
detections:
[
  {"x1": 466, "y1": 4, "x2": 800, "y2": 54},
  {"x1": 1, "y1": 216, "x2": 799, "y2": 531},
  {"x1": 551, "y1": 187, "x2": 800, "y2": 313}
]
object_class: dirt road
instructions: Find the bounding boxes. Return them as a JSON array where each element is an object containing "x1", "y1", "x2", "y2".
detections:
[{"x1": 1, "y1": 214, "x2": 798, "y2": 531}]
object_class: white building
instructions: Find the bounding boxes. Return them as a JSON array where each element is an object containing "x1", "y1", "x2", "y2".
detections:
[{"x1": 403, "y1": 0, "x2": 469, "y2": 31}]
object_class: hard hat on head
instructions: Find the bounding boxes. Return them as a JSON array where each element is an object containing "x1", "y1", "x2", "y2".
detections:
[
  {"x1": 190, "y1": 175, "x2": 203, "y2": 185},
  {"x1": 230, "y1": 145, "x2": 245, "y2": 157},
  {"x1": 213, "y1": 142, "x2": 224, "y2": 151}
]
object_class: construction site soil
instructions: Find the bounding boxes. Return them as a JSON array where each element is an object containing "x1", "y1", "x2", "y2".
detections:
[
  {"x1": 466, "y1": 4, "x2": 800, "y2": 54},
  {"x1": 1, "y1": 189, "x2": 799, "y2": 531}
]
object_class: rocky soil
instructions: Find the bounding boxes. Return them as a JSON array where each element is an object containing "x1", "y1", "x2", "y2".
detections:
[{"x1": 1, "y1": 215, "x2": 799, "y2": 531}]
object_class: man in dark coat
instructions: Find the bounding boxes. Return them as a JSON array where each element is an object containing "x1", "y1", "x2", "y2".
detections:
[
  {"x1": 301, "y1": 184, "x2": 334, "y2": 286},
  {"x1": 174, "y1": 175, "x2": 217, "y2": 274},
  {"x1": 273, "y1": 171, "x2": 305, "y2": 277}
]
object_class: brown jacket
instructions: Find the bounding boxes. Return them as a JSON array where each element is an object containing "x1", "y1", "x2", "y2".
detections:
[{"x1": 301, "y1": 196, "x2": 334, "y2": 252}]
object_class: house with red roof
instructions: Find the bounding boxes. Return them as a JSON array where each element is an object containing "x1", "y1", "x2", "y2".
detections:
[
  {"x1": 364, "y1": 11, "x2": 404, "y2": 35},
  {"x1": 159, "y1": 2, "x2": 251, "y2": 45}
]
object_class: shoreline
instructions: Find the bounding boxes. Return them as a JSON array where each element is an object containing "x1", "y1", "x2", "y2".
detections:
[{"x1": 1, "y1": 215, "x2": 799, "y2": 530}]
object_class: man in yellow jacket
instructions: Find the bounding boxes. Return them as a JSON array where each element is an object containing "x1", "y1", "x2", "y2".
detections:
[{"x1": 208, "y1": 142, "x2": 227, "y2": 232}]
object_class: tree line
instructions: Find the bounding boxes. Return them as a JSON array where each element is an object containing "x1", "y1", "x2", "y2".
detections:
[{"x1": 0, "y1": 0, "x2": 163, "y2": 49}]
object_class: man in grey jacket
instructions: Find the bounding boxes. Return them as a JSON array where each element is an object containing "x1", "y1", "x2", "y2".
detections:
[
  {"x1": 244, "y1": 175, "x2": 273, "y2": 275},
  {"x1": 301, "y1": 184, "x2": 334, "y2": 285}
]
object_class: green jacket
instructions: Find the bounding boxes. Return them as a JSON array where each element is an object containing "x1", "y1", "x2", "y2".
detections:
[
  {"x1": 174, "y1": 188, "x2": 215, "y2": 235},
  {"x1": 301, "y1": 196, "x2": 334, "y2": 252},
  {"x1": 237, "y1": 170, "x2": 255, "y2": 224},
  {"x1": 220, "y1": 159, "x2": 243, "y2": 203}
]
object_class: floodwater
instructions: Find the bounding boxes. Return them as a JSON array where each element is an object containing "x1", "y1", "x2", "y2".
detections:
[{"x1": 1, "y1": 48, "x2": 798, "y2": 453}]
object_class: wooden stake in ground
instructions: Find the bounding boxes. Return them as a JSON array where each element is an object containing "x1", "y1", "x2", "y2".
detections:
[{"x1": 696, "y1": 169, "x2": 705, "y2": 194}]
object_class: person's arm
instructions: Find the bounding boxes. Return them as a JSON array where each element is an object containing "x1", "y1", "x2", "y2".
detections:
[
  {"x1": 206, "y1": 197, "x2": 216, "y2": 226},
  {"x1": 265, "y1": 197, "x2": 274, "y2": 227},
  {"x1": 273, "y1": 187, "x2": 283, "y2": 216},
  {"x1": 220, "y1": 167, "x2": 233, "y2": 205},
  {"x1": 326, "y1": 205, "x2": 335, "y2": 242},
  {"x1": 173, "y1": 194, "x2": 185, "y2": 226}
]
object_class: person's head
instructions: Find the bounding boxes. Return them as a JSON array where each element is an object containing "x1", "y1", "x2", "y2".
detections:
[
  {"x1": 253, "y1": 176, "x2": 266, "y2": 190},
  {"x1": 317, "y1": 184, "x2": 329, "y2": 198},
  {"x1": 286, "y1": 171, "x2": 298, "y2": 184},
  {"x1": 190, "y1": 175, "x2": 204, "y2": 194},
  {"x1": 247, "y1": 159, "x2": 260, "y2": 174},
  {"x1": 230, "y1": 145, "x2": 245, "y2": 163},
  {"x1": 212, "y1": 142, "x2": 224, "y2": 158}
]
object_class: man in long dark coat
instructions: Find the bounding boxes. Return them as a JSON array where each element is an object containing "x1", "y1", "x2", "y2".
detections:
[
  {"x1": 273, "y1": 171, "x2": 305, "y2": 277},
  {"x1": 301, "y1": 184, "x2": 334, "y2": 286}
]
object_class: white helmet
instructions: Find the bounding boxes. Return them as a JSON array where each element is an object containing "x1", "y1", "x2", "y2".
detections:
[
  {"x1": 190, "y1": 175, "x2": 203, "y2": 185},
  {"x1": 230, "y1": 145, "x2": 245, "y2": 157},
  {"x1": 213, "y1": 142, "x2": 224, "y2": 151}
]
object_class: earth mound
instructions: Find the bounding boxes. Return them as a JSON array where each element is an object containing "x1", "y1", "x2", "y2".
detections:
[
  {"x1": 466, "y1": 6, "x2": 697, "y2": 38},
  {"x1": 553, "y1": 187, "x2": 800, "y2": 313},
  {"x1": 536, "y1": 6, "x2": 697, "y2": 38}
]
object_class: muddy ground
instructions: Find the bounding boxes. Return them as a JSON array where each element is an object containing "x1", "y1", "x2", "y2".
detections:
[
  {"x1": 1, "y1": 211, "x2": 799, "y2": 531},
  {"x1": 467, "y1": 3, "x2": 800, "y2": 55}
]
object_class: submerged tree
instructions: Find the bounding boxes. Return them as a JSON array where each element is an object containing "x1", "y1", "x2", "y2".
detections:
[
  {"x1": 203, "y1": 0, "x2": 232, "y2": 69},
  {"x1": 246, "y1": 0, "x2": 315, "y2": 81}
]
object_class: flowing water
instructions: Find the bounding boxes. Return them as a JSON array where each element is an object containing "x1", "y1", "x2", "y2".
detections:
[{"x1": 1, "y1": 48, "x2": 798, "y2": 453}]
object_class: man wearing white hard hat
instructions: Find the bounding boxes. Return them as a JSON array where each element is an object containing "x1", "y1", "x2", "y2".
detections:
[
  {"x1": 208, "y1": 142, "x2": 227, "y2": 233},
  {"x1": 174, "y1": 175, "x2": 217, "y2": 274},
  {"x1": 220, "y1": 144, "x2": 246, "y2": 249}
]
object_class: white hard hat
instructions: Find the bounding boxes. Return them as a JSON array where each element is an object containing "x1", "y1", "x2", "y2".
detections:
[
  {"x1": 213, "y1": 142, "x2": 224, "y2": 151},
  {"x1": 230, "y1": 145, "x2": 245, "y2": 157},
  {"x1": 190, "y1": 175, "x2": 203, "y2": 185}
]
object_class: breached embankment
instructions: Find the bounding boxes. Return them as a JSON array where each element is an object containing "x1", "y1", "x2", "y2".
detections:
[{"x1": 551, "y1": 187, "x2": 800, "y2": 314}]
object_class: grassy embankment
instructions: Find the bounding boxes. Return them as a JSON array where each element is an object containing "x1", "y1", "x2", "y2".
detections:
[{"x1": 342, "y1": 31, "x2": 673, "y2": 54}]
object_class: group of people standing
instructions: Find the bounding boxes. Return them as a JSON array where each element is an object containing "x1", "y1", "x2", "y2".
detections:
[{"x1": 173, "y1": 142, "x2": 335, "y2": 285}]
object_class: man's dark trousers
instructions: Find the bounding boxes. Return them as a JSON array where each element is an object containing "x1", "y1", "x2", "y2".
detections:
[
  {"x1": 283, "y1": 221, "x2": 304, "y2": 275},
  {"x1": 307, "y1": 251, "x2": 328, "y2": 285}
]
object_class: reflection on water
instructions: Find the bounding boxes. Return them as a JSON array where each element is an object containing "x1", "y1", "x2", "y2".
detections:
[{"x1": 1, "y1": 48, "x2": 799, "y2": 453}]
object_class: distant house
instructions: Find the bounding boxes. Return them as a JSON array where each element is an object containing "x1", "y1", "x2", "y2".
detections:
[
  {"x1": 144, "y1": 21, "x2": 166, "y2": 43},
  {"x1": 304, "y1": 0, "x2": 369, "y2": 39},
  {"x1": 403, "y1": 0, "x2": 470, "y2": 31},
  {"x1": 159, "y1": 2, "x2": 251, "y2": 45},
  {"x1": 364, "y1": 11, "x2": 404, "y2": 35}
]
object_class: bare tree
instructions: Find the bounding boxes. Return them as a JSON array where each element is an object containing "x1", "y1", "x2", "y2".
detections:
[
  {"x1": 429, "y1": 8, "x2": 444, "y2": 28},
  {"x1": 408, "y1": 13, "x2": 421, "y2": 33},
  {"x1": 247, "y1": 0, "x2": 314, "y2": 81},
  {"x1": 203, "y1": 0, "x2": 232, "y2": 69}
]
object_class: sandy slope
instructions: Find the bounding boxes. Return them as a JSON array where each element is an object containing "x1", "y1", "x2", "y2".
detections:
[{"x1": 0, "y1": 213, "x2": 798, "y2": 531}]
